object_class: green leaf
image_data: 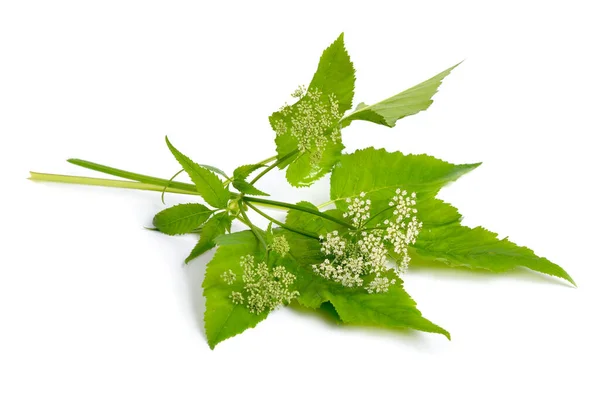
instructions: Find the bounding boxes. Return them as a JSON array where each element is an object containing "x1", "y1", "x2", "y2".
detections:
[
  {"x1": 152, "y1": 203, "x2": 213, "y2": 235},
  {"x1": 285, "y1": 201, "x2": 347, "y2": 237},
  {"x1": 329, "y1": 148, "x2": 573, "y2": 284},
  {"x1": 410, "y1": 199, "x2": 576, "y2": 285},
  {"x1": 232, "y1": 163, "x2": 270, "y2": 195},
  {"x1": 270, "y1": 33, "x2": 355, "y2": 187},
  {"x1": 330, "y1": 147, "x2": 480, "y2": 216},
  {"x1": 281, "y1": 139, "x2": 344, "y2": 188},
  {"x1": 282, "y1": 232, "x2": 449, "y2": 338},
  {"x1": 341, "y1": 63, "x2": 460, "y2": 128},
  {"x1": 233, "y1": 164, "x2": 265, "y2": 181},
  {"x1": 281, "y1": 209, "x2": 449, "y2": 339},
  {"x1": 203, "y1": 230, "x2": 267, "y2": 348},
  {"x1": 232, "y1": 179, "x2": 269, "y2": 196},
  {"x1": 185, "y1": 212, "x2": 232, "y2": 263},
  {"x1": 323, "y1": 276, "x2": 450, "y2": 338},
  {"x1": 198, "y1": 164, "x2": 229, "y2": 180},
  {"x1": 165, "y1": 137, "x2": 230, "y2": 209},
  {"x1": 306, "y1": 32, "x2": 356, "y2": 113}
]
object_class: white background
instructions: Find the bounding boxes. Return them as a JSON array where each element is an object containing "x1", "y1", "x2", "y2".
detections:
[{"x1": 1, "y1": 1, "x2": 599, "y2": 397}]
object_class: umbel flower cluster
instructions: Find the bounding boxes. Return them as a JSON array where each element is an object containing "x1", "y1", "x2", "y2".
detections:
[
  {"x1": 269, "y1": 235, "x2": 290, "y2": 257},
  {"x1": 273, "y1": 85, "x2": 342, "y2": 165},
  {"x1": 313, "y1": 190, "x2": 423, "y2": 293},
  {"x1": 224, "y1": 254, "x2": 299, "y2": 314}
]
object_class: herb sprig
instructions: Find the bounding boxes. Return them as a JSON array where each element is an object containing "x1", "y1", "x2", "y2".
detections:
[{"x1": 30, "y1": 33, "x2": 574, "y2": 349}]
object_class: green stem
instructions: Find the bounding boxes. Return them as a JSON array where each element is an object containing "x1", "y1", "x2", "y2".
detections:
[
  {"x1": 257, "y1": 154, "x2": 278, "y2": 165},
  {"x1": 361, "y1": 226, "x2": 387, "y2": 232},
  {"x1": 235, "y1": 215, "x2": 252, "y2": 229},
  {"x1": 68, "y1": 158, "x2": 198, "y2": 193},
  {"x1": 161, "y1": 169, "x2": 185, "y2": 204},
  {"x1": 316, "y1": 199, "x2": 338, "y2": 209},
  {"x1": 239, "y1": 208, "x2": 268, "y2": 250},
  {"x1": 245, "y1": 201, "x2": 320, "y2": 240},
  {"x1": 250, "y1": 150, "x2": 299, "y2": 185},
  {"x1": 222, "y1": 177, "x2": 233, "y2": 186},
  {"x1": 244, "y1": 197, "x2": 355, "y2": 230},
  {"x1": 29, "y1": 172, "x2": 201, "y2": 195},
  {"x1": 364, "y1": 205, "x2": 395, "y2": 227}
]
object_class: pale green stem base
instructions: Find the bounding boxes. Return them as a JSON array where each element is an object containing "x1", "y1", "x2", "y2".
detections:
[
  {"x1": 28, "y1": 171, "x2": 287, "y2": 212},
  {"x1": 29, "y1": 172, "x2": 201, "y2": 196}
]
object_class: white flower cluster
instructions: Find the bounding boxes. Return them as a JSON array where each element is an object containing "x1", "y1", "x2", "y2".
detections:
[
  {"x1": 313, "y1": 229, "x2": 390, "y2": 290},
  {"x1": 273, "y1": 86, "x2": 342, "y2": 165},
  {"x1": 384, "y1": 189, "x2": 423, "y2": 273},
  {"x1": 343, "y1": 192, "x2": 371, "y2": 227},
  {"x1": 220, "y1": 269, "x2": 236, "y2": 285},
  {"x1": 229, "y1": 291, "x2": 244, "y2": 305},
  {"x1": 229, "y1": 255, "x2": 299, "y2": 314},
  {"x1": 291, "y1": 85, "x2": 306, "y2": 98},
  {"x1": 366, "y1": 276, "x2": 396, "y2": 294},
  {"x1": 312, "y1": 190, "x2": 423, "y2": 294},
  {"x1": 270, "y1": 235, "x2": 290, "y2": 256}
]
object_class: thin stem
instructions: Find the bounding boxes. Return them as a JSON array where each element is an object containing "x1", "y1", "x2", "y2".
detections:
[
  {"x1": 29, "y1": 172, "x2": 201, "y2": 195},
  {"x1": 364, "y1": 205, "x2": 395, "y2": 226},
  {"x1": 246, "y1": 201, "x2": 290, "y2": 211},
  {"x1": 250, "y1": 150, "x2": 299, "y2": 185},
  {"x1": 239, "y1": 208, "x2": 268, "y2": 250},
  {"x1": 68, "y1": 158, "x2": 198, "y2": 193},
  {"x1": 361, "y1": 226, "x2": 387, "y2": 232},
  {"x1": 316, "y1": 199, "x2": 338, "y2": 209},
  {"x1": 244, "y1": 197, "x2": 355, "y2": 230},
  {"x1": 222, "y1": 177, "x2": 233, "y2": 186},
  {"x1": 161, "y1": 169, "x2": 185, "y2": 204},
  {"x1": 257, "y1": 154, "x2": 278, "y2": 165},
  {"x1": 245, "y1": 201, "x2": 320, "y2": 240},
  {"x1": 235, "y1": 215, "x2": 252, "y2": 229}
]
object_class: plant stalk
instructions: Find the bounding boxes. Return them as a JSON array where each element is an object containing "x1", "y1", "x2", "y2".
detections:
[
  {"x1": 239, "y1": 208, "x2": 268, "y2": 250},
  {"x1": 68, "y1": 158, "x2": 198, "y2": 193},
  {"x1": 250, "y1": 150, "x2": 299, "y2": 185},
  {"x1": 243, "y1": 197, "x2": 355, "y2": 230},
  {"x1": 244, "y1": 201, "x2": 320, "y2": 240},
  {"x1": 29, "y1": 172, "x2": 201, "y2": 195}
]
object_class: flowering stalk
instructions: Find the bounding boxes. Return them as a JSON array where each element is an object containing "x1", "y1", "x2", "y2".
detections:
[
  {"x1": 249, "y1": 149, "x2": 299, "y2": 185},
  {"x1": 244, "y1": 200, "x2": 320, "y2": 240},
  {"x1": 243, "y1": 197, "x2": 355, "y2": 230}
]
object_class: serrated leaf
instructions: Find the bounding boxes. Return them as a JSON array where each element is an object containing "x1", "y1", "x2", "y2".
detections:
[
  {"x1": 307, "y1": 32, "x2": 356, "y2": 112},
  {"x1": 329, "y1": 148, "x2": 572, "y2": 284},
  {"x1": 232, "y1": 179, "x2": 269, "y2": 196},
  {"x1": 285, "y1": 201, "x2": 347, "y2": 237},
  {"x1": 152, "y1": 203, "x2": 213, "y2": 235},
  {"x1": 341, "y1": 63, "x2": 460, "y2": 128},
  {"x1": 279, "y1": 226, "x2": 449, "y2": 338},
  {"x1": 203, "y1": 230, "x2": 267, "y2": 348},
  {"x1": 281, "y1": 205, "x2": 448, "y2": 338},
  {"x1": 270, "y1": 33, "x2": 355, "y2": 187},
  {"x1": 410, "y1": 199, "x2": 575, "y2": 285},
  {"x1": 199, "y1": 164, "x2": 229, "y2": 180},
  {"x1": 186, "y1": 212, "x2": 232, "y2": 263},
  {"x1": 330, "y1": 147, "x2": 480, "y2": 216},
  {"x1": 282, "y1": 139, "x2": 344, "y2": 188},
  {"x1": 165, "y1": 137, "x2": 230, "y2": 208},
  {"x1": 323, "y1": 277, "x2": 450, "y2": 338},
  {"x1": 265, "y1": 222, "x2": 274, "y2": 246},
  {"x1": 233, "y1": 164, "x2": 265, "y2": 181}
]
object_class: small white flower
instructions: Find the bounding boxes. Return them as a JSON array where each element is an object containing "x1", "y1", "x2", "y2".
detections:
[
  {"x1": 270, "y1": 235, "x2": 290, "y2": 256},
  {"x1": 311, "y1": 190, "x2": 422, "y2": 292},
  {"x1": 275, "y1": 87, "x2": 342, "y2": 165},
  {"x1": 231, "y1": 255, "x2": 299, "y2": 314},
  {"x1": 230, "y1": 291, "x2": 244, "y2": 305},
  {"x1": 221, "y1": 269, "x2": 236, "y2": 285}
]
